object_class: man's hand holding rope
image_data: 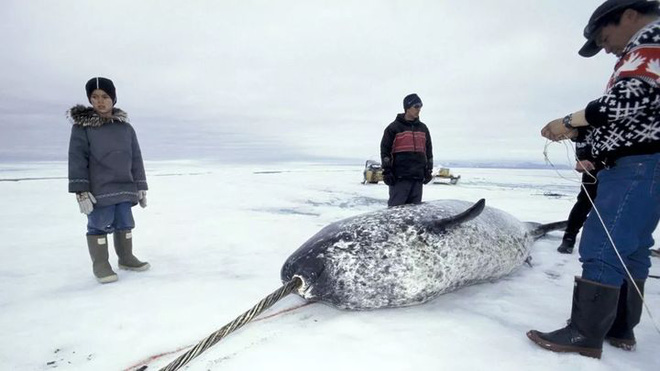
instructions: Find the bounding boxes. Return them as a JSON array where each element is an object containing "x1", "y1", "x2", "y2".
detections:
[{"x1": 541, "y1": 109, "x2": 588, "y2": 141}]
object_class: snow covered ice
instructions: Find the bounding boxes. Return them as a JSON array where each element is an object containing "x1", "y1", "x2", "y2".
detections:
[{"x1": 0, "y1": 161, "x2": 658, "y2": 371}]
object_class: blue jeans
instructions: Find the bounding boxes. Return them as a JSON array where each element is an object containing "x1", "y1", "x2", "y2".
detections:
[
  {"x1": 579, "y1": 153, "x2": 660, "y2": 286},
  {"x1": 87, "y1": 202, "x2": 135, "y2": 235}
]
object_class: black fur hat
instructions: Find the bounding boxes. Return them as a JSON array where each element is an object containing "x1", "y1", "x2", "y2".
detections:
[{"x1": 85, "y1": 77, "x2": 117, "y2": 105}]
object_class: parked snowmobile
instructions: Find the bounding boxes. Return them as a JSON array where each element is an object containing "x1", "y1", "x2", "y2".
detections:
[
  {"x1": 362, "y1": 160, "x2": 384, "y2": 184},
  {"x1": 433, "y1": 167, "x2": 460, "y2": 185}
]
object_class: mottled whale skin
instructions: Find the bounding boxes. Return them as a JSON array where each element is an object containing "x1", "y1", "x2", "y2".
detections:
[{"x1": 281, "y1": 199, "x2": 564, "y2": 310}]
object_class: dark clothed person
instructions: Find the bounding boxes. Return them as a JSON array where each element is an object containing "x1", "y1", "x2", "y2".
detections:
[
  {"x1": 380, "y1": 94, "x2": 433, "y2": 207},
  {"x1": 557, "y1": 137, "x2": 604, "y2": 253}
]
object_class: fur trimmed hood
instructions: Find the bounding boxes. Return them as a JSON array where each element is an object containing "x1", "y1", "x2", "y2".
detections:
[{"x1": 66, "y1": 105, "x2": 129, "y2": 127}]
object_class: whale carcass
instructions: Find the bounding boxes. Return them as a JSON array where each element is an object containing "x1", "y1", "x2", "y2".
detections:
[{"x1": 281, "y1": 199, "x2": 565, "y2": 310}]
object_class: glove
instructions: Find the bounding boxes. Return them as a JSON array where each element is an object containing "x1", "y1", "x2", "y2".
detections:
[
  {"x1": 424, "y1": 160, "x2": 434, "y2": 184},
  {"x1": 423, "y1": 170, "x2": 433, "y2": 184},
  {"x1": 575, "y1": 160, "x2": 595, "y2": 173},
  {"x1": 383, "y1": 168, "x2": 396, "y2": 186},
  {"x1": 138, "y1": 190, "x2": 147, "y2": 208},
  {"x1": 76, "y1": 192, "x2": 96, "y2": 215}
]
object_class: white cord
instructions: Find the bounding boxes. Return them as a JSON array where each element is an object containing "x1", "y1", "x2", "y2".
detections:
[
  {"x1": 542, "y1": 140, "x2": 597, "y2": 185},
  {"x1": 543, "y1": 139, "x2": 660, "y2": 335}
]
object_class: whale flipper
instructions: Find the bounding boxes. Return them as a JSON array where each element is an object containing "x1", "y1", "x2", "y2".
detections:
[{"x1": 424, "y1": 198, "x2": 486, "y2": 233}]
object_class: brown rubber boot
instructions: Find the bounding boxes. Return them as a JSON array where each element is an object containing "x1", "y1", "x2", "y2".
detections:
[
  {"x1": 113, "y1": 230, "x2": 150, "y2": 271},
  {"x1": 86, "y1": 234, "x2": 118, "y2": 284},
  {"x1": 527, "y1": 277, "x2": 620, "y2": 359}
]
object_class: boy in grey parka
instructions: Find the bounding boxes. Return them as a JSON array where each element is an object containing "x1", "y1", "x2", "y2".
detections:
[{"x1": 68, "y1": 77, "x2": 150, "y2": 283}]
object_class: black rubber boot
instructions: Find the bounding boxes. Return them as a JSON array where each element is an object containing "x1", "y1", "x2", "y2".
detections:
[
  {"x1": 527, "y1": 277, "x2": 620, "y2": 359},
  {"x1": 606, "y1": 279, "x2": 645, "y2": 351},
  {"x1": 557, "y1": 235, "x2": 576, "y2": 254}
]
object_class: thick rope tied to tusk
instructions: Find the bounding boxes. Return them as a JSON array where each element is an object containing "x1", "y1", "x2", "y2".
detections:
[{"x1": 159, "y1": 277, "x2": 302, "y2": 371}]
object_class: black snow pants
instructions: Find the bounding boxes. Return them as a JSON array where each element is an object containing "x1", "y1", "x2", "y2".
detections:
[
  {"x1": 388, "y1": 179, "x2": 423, "y2": 207},
  {"x1": 565, "y1": 168, "x2": 601, "y2": 238}
]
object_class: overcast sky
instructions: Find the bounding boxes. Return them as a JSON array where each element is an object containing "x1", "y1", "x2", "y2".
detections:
[{"x1": 0, "y1": 0, "x2": 621, "y2": 165}]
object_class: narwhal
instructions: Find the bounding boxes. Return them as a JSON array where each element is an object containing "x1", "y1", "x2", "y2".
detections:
[
  {"x1": 280, "y1": 198, "x2": 565, "y2": 310},
  {"x1": 156, "y1": 199, "x2": 566, "y2": 370}
]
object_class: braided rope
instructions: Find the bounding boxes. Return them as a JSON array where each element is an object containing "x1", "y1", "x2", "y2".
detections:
[{"x1": 159, "y1": 277, "x2": 302, "y2": 371}]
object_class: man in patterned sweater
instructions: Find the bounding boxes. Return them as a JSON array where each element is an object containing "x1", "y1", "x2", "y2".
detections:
[
  {"x1": 528, "y1": 0, "x2": 660, "y2": 359},
  {"x1": 380, "y1": 94, "x2": 434, "y2": 207}
]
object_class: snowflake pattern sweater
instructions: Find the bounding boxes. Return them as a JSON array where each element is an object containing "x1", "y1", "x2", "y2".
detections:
[{"x1": 582, "y1": 19, "x2": 660, "y2": 163}]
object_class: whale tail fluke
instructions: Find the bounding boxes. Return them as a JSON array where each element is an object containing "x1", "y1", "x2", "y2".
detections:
[{"x1": 526, "y1": 220, "x2": 568, "y2": 240}]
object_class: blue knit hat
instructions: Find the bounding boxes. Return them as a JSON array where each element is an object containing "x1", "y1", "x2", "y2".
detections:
[{"x1": 403, "y1": 93, "x2": 422, "y2": 110}]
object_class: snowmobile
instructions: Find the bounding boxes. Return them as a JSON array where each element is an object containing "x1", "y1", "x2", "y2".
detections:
[
  {"x1": 433, "y1": 167, "x2": 460, "y2": 185},
  {"x1": 362, "y1": 160, "x2": 384, "y2": 184}
]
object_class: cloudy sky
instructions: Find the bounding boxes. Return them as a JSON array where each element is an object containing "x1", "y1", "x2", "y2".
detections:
[{"x1": 0, "y1": 0, "x2": 620, "y2": 164}]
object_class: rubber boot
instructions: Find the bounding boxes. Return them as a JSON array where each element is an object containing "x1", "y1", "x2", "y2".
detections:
[
  {"x1": 606, "y1": 279, "x2": 645, "y2": 350},
  {"x1": 527, "y1": 277, "x2": 620, "y2": 359},
  {"x1": 87, "y1": 234, "x2": 118, "y2": 284},
  {"x1": 113, "y1": 230, "x2": 150, "y2": 271},
  {"x1": 557, "y1": 235, "x2": 576, "y2": 254}
]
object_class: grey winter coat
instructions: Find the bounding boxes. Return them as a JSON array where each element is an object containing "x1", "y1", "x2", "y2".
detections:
[{"x1": 67, "y1": 105, "x2": 148, "y2": 207}]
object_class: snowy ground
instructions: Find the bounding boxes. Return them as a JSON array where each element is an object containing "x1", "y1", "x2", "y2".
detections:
[{"x1": 0, "y1": 161, "x2": 658, "y2": 371}]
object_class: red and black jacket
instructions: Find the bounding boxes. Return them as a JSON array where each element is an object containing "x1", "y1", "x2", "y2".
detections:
[{"x1": 380, "y1": 114, "x2": 433, "y2": 180}]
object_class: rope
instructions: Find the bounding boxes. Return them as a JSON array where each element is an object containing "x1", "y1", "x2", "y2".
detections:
[
  {"x1": 543, "y1": 139, "x2": 660, "y2": 335},
  {"x1": 126, "y1": 302, "x2": 311, "y2": 371},
  {"x1": 542, "y1": 140, "x2": 598, "y2": 186},
  {"x1": 159, "y1": 277, "x2": 302, "y2": 371}
]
